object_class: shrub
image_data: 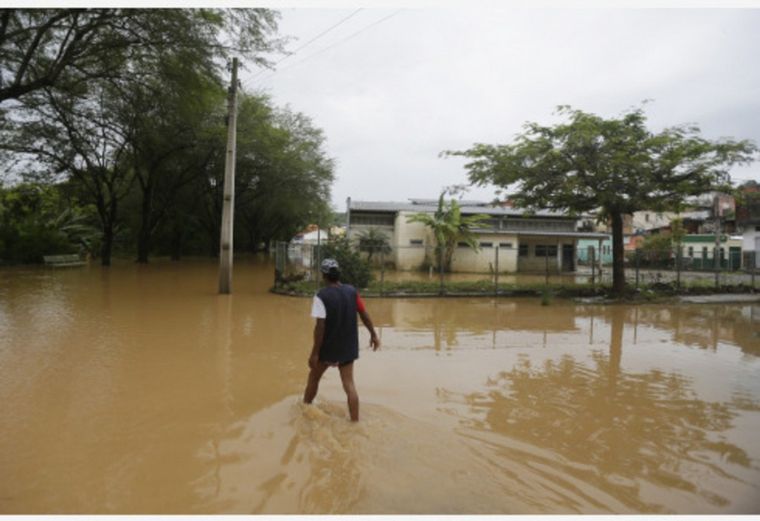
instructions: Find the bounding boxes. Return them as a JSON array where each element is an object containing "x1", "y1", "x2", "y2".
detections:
[{"x1": 319, "y1": 236, "x2": 372, "y2": 288}]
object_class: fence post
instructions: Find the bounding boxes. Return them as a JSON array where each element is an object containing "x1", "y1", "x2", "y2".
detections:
[
  {"x1": 494, "y1": 246, "x2": 500, "y2": 296},
  {"x1": 380, "y1": 249, "x2": 385, "y2": 297},
  {"x1": 676, "y1": 244, "x2": 682, "y2": 290},
  {"x1": 590, "y1": 246, "x2": 596, "y2": 286},
  {"x1": 714, "y1": 246, "x2": 719, "y2": 289},
  {"x1": 439, "y1": 245, "x2": 445, "y2": 296},
  {"x1": 752, "y1": 251, "x2": 756, "y2": 293},
  {"x1": 635, "y1": 248, "x2": 640, "y2": 289}
]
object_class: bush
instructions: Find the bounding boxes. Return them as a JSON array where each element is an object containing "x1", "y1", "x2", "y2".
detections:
[{"x1": 319, "y1": 236, "x2": 372, "y2": 288}]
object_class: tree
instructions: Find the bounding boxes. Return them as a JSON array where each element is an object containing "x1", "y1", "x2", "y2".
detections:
[
  {"x1": 234, "y1": 94, "x2": 334, "y2": 252},
  {"x1": 406, "y1": 192, "x2": 489, "y2": 272},
  {"x1": 356, "y1": 227, "x2": 391, "y2": 263},
  {"x1": 447, "y1": 106, "x2": 758, "y2": 294},
  {"x1": 2, "y1": 83, "x2": 136, "y2": 265},
  {"x1": 0, "y1": 182, "x2": 97, "y2": 263},
  {"x1": 319, "y1": 235, "x2": 371, "y2": 288},
  {"x1": 0, "y1": 9, "x2": 282, "y2": 104},
  {"x1": 1, "y1": 8, "x2": 284, "y2": 264}
]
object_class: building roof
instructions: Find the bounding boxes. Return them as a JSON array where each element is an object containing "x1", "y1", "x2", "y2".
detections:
[{"x1": 349, "y1": 199, "x2": 582, "y2": 219}]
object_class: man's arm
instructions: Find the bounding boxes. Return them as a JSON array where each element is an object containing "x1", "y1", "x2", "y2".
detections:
[
  {"x1": 359, "y1": 310, "x2": 380, "y2": 350},
  {"x1": 309, "y1": 318, "x2": 325, "y2": 369}
]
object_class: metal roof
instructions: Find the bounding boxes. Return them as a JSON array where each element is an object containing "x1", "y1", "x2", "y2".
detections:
[{"x1": 349, "y1": 199, "x2": 582, "y2": 219}]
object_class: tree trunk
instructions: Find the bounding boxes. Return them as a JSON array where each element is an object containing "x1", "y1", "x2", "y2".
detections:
[
  {"x1": 170, "y1": 223, "x2": 182, "y2": 261},
  {"x1": 611, "y1": 211, "x2": 626, "y2": 295},
  {"x1": 101, "y1": 223, "x2": 114, "y2": 267},
  {"x1": 137, "y1": 183, "x2": 152, "y2": 263}
]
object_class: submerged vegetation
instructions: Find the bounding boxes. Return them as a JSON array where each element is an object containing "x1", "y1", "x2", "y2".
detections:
[{"x1": 273, "y1": 276, "x2": 758, "y2": 302}]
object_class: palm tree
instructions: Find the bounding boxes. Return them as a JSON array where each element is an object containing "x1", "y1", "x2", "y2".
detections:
[
  {"x1": 357, "y1": 227, "x2": 391, "y2": 263},
  {"x1": 406, "y1": 193, "x2": 489, "y2": 272}
]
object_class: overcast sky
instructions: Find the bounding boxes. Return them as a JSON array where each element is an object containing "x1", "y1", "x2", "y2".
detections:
[{"x1": 239, "y1": 7, "x2": 760, "y2": 211}]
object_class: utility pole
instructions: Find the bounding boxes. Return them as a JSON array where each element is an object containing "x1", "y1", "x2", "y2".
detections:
[{"x1": 218, "y1": 57, "x2": 239, "y2": 294}]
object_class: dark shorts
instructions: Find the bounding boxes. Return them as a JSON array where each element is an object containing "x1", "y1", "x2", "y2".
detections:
[{"x1": 320, "y1": 358, "x2": 356, "y2": 368}]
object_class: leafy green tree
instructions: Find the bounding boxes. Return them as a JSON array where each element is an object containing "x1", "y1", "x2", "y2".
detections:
[
  {"x1": 0, "y1": 9, "x2": 282, "y2": 103},
  {"x1": 406, "y1": 193, "x2": 489, "y2": 272},
  {"x1": 234, "y1": 94, "x2": 334, "y2": 252},
  {"x1": 639, "y1": 233, "x2": 673, "y2": 268},
  {"x1": 447, "y1": 105, "x2": 757, "y2": 294},
  {"x1": 320, "y1": 235, "x2": 371, "y2": 288},
  {"x1": 1, "y1": 9, "x2": 284, "y2": 264},
  {"x1": 2, "y1": 82, "x2": 136, "y2": 265},
  {"x1": 0, "y1": 182, "x2": 95, "y2": 263}
]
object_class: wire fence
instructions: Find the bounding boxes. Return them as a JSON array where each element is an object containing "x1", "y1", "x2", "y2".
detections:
[{"x1": 274, "y1": 241, "x2": 759, "y2": 294}]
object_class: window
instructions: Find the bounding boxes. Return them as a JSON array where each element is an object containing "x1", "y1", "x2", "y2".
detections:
[
  {"x1": 688, "y1": 246, "x2": 693, "y2": 258},
  {"x1": 457, "y1": 241, "x2": 469, "y2": 248},
  {"x1": 479, "y1": 242, "x2": 493, "y2": 248},
  {"x1": 535, "y1": 245, "x2": 557, "y2": 257},
  {"x1": 702, "y1": 247, "x2": 708, "y2": 258},
  {"x1": 499, "y1": 242, "x2": 513, "y2": 249},
  {"x1": 409, "y1": 239, "x2": 423, "y2": 246},
  {"x1": 352, "y1": 214, "x2": 395, "y2": 226},
  {"x1": 756, "y1": 225, "x2": 760, "y2": 232},
  {"x1": 519, "y1": 244, "x2": 529, "y2": 257},
  {"x1": 645, "y1": 214, "x2": 650, "y2": 222}
]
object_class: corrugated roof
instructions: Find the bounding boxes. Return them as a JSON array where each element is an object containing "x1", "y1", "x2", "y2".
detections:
[{"x1": 349, "y1": 199, "x2": 580, "y2": 218}]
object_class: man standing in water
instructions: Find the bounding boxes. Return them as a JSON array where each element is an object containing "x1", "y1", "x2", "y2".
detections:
[{"x1": 304, "y1": 258, "x2": 380, "y2": 421}]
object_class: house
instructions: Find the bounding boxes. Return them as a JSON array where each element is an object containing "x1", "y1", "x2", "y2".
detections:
[
  {"x1": 680, "y1": 234, "x2": 744, "y2": 270},
  {"x1": 346, "y1": 198, "x2": 607, "y2": 273},
  {"x1": 577, "y1": 237, "x2": 613, "y2": 265},
  {"x1": 736, "y1": 182, "x2": 760, "y2": 269}
]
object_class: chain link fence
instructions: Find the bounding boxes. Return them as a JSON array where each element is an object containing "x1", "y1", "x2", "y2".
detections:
[{"x1": 274, "y1": 240, "x2": 759, "y2": 294}]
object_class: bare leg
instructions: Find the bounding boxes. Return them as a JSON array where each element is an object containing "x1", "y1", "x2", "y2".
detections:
[
  {"x1": 303, "y1": 362, "x2": 328, "y2": 404},
  {"x1": 338, "y1": 362, "x2": 359, "y2": 422}
]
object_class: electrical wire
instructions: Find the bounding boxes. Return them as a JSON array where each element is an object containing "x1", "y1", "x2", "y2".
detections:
[
  {"x1": 245, "y1": 8, "x2": 364, "y2": 88},
  {"x1": 253, "y1": 9, "x2": 403, "y2": 87}
]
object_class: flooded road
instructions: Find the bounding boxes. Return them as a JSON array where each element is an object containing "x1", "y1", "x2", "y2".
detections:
[{"x1": 1, "y1": 258, "x2": 759, "y2": 514}]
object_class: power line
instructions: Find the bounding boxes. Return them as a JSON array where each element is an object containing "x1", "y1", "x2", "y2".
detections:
[
  {"x1": 254, "y1": 9, "x2": 403, "y2": 87},
  {"x1": 246, "y1": 8, "x2": 364, "y2": 87}
]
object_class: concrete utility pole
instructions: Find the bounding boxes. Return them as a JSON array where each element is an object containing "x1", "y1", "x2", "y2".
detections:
[{"x1": 218, "y1": 57, "x2": 239, "y2": 294}]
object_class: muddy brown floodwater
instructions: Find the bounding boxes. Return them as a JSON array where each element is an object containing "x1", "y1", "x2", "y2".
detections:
[{"x1": 1, "y1": 257, "x2": 760, "y2": 514}]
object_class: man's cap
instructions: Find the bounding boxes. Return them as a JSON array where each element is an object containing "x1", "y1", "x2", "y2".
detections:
[{"x1": 320, "y1": 258, "x2": 340, "y2": 274}]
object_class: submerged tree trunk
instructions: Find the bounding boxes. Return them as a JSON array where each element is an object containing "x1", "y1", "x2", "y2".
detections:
[
  {"x1": 137, "y1": 182, "x2": 153, "y2": 263},
  {"x1": 611, "y1": 211, "x2": 626, "y2": 295},
  {"x1": 101, "y1": 222, "x2": 114, "y2": 267}
]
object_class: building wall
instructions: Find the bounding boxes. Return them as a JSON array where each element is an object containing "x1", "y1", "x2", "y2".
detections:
[
  {"x1": 350, "y1": 208, "x2": 588, "y2": 273},
  {"x1": 632, "y1": 211, "x2": 679, "y2": 232},
  {"x1": 451, "y1": 234, "x2": 519, "y2": 273},
  {"x1": 517, "y1": 237, "x2": 576, "y2": 272},
  {"x1": 577, "y1": 237, "x2": 612, "y2": 264},
  {"x1": 742, "y1": 227, "x2": 760, "y2": 251},
  {"x1": 394, "y1": 211, "x2": 431, "y2": 270}
]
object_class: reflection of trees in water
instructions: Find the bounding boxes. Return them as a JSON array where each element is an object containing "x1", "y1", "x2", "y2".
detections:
[
  {"x1": 393, "y1": 299, "x2": 576, "y2": 351},
  {"x1": 578, "y1": 303, "x2": 760, "y2": 357},
  {"x1": 459, "y1": 312, "x2": 759, "y2": 512}
]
